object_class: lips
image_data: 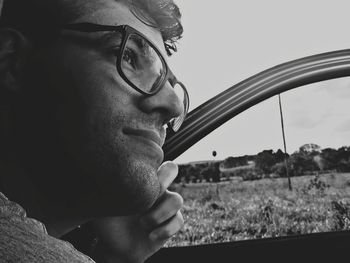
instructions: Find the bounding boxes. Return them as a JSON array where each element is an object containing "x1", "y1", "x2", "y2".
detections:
[{"x1": 123, "y1": 127, "x2": 165, "y2": 147}]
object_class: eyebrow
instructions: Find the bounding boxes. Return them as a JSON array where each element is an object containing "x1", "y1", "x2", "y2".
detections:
[
  {"x1": 132, "y1": 37, "x2": 149, "y2": 53},
  {"x1": 60, "y1": 28, "x2": 123, "y2": 50},
  {"x1": 129, "y1": 36, "x2": 159, "y2": 64},
  {"x1": 97, "y1": 31, "x2": 123, "y2": 46}
]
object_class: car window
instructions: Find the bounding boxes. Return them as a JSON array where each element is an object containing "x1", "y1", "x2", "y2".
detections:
[
  {"x1": 166, "y1": 77, "x2": 350, "y2": 247},
  {"x1": 172, "y1": 0, "x2": 350, "y2": 111}
]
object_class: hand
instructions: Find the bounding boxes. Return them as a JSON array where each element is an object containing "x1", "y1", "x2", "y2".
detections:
[{"x1": 90, "y1": 161, "x2": 184, "y2": 263}]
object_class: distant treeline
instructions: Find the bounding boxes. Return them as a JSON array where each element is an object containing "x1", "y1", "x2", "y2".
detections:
[{"x1": 176, "y1": 144, "x2": 350, "y2": 183}]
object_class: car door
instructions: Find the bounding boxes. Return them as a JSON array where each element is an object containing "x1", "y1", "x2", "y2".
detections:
[
  {"x1": 147, "y1": 49, "x2": 350, "y2": 263},
  {"x1": 61, "y1": 2, "x2": 350, "y2": 262}
]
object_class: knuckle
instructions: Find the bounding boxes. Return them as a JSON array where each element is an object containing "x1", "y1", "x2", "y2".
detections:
[
  {"x1": 140, "y1": 215, "x2": 156, "y2": 229},
  {"x1": 169, "y1": 192, "x2": 184, "y2": 209},
  {"x1": 163, "y1": 228, "x2": 173, "y2": 238},
  {"x1": 146, "y1": 192, "x2": 184, "y2": 227},
  {"x1": 157, "y1": 212, "x2": 184, "y2": 239},
  {"x1": 148, "y1": 213, "x2": 162, "y2": 226}
]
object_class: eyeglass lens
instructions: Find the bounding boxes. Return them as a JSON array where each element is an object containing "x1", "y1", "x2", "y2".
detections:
[
  {"x1": 120, "y1": 33, "x2": 188, "y2": 131},
  {"x1": 121, "y1": 33, "x2": 165, "y2": 93}
]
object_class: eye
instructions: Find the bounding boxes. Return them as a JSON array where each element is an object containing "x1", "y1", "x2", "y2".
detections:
[{"x1": 122, "y1": 48, "x2": 138, "y2": 70}]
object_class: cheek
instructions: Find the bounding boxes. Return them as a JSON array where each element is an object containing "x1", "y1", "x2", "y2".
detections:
[
  {"x1": 69, "y1": 91, "x2": 161, "y2": 214},
  {"x1": 58, "y1": 77, "x2": 129, "y2": 157},
  {"x1": 52, "y1": 50, "x2": 129, "y2": 142}
]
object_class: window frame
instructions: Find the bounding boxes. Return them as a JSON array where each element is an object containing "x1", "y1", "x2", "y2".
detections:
[{"x1": 164, "y1": 49, "x2": 350, "y2": 161}]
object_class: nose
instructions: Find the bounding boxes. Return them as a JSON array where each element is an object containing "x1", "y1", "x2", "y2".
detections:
[{"x1": 138, "y1": 80, "x2": 184, "y2": 126}]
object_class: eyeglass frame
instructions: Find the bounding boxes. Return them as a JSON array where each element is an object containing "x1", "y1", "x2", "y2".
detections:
[{"x1": 62, "y1": 22, "x2": 189, "y2": 132}]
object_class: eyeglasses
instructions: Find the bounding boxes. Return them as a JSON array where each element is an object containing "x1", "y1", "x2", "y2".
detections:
[{"x1": 62, "y1": 23, "x2": 189, "y2": 132}]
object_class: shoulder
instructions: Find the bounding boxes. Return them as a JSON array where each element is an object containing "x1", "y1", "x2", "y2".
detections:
[{"x1": 0, "y1": 192, "x2": 95, "y2": 263}]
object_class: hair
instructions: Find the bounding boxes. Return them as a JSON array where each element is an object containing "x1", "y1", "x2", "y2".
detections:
[
  {"x1": 0, "y1": 0, "x2": 183, "y2": 54},
  {"x1": 130, "y1": 0, "x2": 183, "y2": 55}
]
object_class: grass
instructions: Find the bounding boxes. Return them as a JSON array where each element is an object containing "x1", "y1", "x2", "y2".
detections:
[{"x1": 166, "y1": 173, "x2": 350, "y2": 247}]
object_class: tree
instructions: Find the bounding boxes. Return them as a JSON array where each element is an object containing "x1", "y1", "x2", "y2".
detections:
[
  {"x1": 321, "y1": 148, "x2": 339, "y2": 171},
  {"x1": 275, "y1": 149, "x2": 289, "y2": 163},
  {"x1": 255, "y1": 150, "x2": 276, "y2": 174},
  {"x1": 210, "y1": 162, "x2": 221, "y2": 182},
  {"x1": 338, "y1": 146, "x2": 350, "y2": 160},
  {"x1": 200, "y1": 166, "x2": 213, "y2": 182},
  {"x1": 299, "y1": 143, "x2": 322, "y2": 154},
  {"x1": 222, "y1": 156, "x2": 236, "y2": 168},
  {"x1": 337, "y1": 146, "x2": 350, "y2": 172},
  {"x1": 177, "y1": 164, "x2": 201, "y2": 183},
  {"x1": 271, "y1": 161, "x2": 293, "y2": 178},
  {"x1": 289, "y1": 150, "x2": 319, "y2": 176},
  {"x1": 176, "y1": 165, "x2": 187, "y2": 183},
  {"x1": 221, "y1": 156, "x2": 247, "y2": 169}
]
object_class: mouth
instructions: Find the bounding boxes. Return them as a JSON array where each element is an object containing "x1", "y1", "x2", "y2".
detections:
[{"x1": 123, "y1": 127, "x2": 166, "y2": 148}]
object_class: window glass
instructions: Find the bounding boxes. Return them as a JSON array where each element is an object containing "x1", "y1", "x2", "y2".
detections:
[
  {"x1": 172, "y1": 0, "x2": 350, "y2": 110},
  {"x1": 167, "y1": 77, "x2": 350, "y2": 247}
]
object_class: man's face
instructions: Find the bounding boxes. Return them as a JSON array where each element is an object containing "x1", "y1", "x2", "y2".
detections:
[{"x1": 21, "y1": 0, "x2": 183, "y2": 215}]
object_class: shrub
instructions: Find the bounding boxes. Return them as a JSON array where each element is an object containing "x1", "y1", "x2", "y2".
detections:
[
  {"x1": 331, "y1": 200, "x2": 350, "y2": 230},
  {"x1": 301, "y1": 174, "x2": 329, "y2": 196}
]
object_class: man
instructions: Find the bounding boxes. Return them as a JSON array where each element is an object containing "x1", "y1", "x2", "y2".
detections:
[{"x1": 0, "y1": 0, "x2": 188, "y2": 262}]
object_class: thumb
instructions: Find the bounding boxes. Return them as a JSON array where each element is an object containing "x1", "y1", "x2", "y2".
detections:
[{"x1": 157, "y1": 161, "x2": 178, "y2": 194}]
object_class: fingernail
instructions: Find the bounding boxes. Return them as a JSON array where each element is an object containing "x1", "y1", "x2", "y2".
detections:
[{"x1": 158, "y1": 161, "x2": 177, "y2": 172}]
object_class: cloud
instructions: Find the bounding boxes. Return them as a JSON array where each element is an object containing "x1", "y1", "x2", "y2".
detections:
[
  {"x1": 337, "y1": 119, "x2": 350, "y2": 132},
  {"x1": 287, "y1": 108, "x2": 333, "y2": 130},
  {"x1": 283, "y1": 80, "x2": 348, "y2": 131},
  {"x1": 288, "y1": 115, "x2": 321, "y2": 129},
  {"x1": 317, "y1": 78, "x2": 350, "y2": 99}
]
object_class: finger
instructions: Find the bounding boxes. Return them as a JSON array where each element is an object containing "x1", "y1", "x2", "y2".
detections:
[
  {"x1": 140, "y1": 190, "x2": 183, "y2": 229},
  {"x1": 157, "y1": 161, "x2": 178, "y2": 193},
  {"x1": 149, "y1": 211, "x2": 184, "y2": 241}
]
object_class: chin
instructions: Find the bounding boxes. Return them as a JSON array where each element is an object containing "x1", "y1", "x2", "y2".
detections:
[
  {"x1": 73, "y1": 126, "x2": 164, "y2": 216},
  {"x1": 126, "y1": 157, "x2": 161, "y2": 212},
  {"x1": 91, "y1": 152, "x2": 162, "y2": 216}
]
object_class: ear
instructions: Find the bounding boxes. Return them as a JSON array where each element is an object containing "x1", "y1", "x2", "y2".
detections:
[
  {"x1": 0, "y1": 28, "x2": 30, "y2": 96},
  {"x1": 0, "y1": 28, "x2": 30, "y2": 154}
]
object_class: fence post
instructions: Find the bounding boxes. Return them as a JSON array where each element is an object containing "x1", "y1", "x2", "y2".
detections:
[{"x1": 278, "y1": 94, "x2": 292, "y2": 191}]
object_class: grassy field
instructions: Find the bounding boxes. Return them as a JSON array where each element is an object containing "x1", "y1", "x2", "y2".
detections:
[{"x1": 166, "y1": 173, "x2": 350, "y2": 247}]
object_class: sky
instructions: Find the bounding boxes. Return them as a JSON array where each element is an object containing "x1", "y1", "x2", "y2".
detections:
[{"x1": 169, "y1": 0, "x2": 350, "y2": 163}]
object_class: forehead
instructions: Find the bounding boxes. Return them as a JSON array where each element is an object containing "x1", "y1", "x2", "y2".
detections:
[{"x1": 69, "y1": 0, "x2": 167, "y2": 56}]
